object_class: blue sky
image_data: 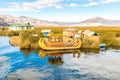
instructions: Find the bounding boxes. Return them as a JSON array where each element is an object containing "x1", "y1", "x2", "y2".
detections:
[{"x1": 0, "y1": 0, "x2": 120, "y2": 22}]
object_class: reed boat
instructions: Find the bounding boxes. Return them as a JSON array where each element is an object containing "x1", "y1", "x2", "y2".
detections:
[
  {"x1": 38, "y1": 38, "x2": 81, "y2": 50},
  {"x1": 39, "y1": 28, "x2": 81, "y2": 50}
]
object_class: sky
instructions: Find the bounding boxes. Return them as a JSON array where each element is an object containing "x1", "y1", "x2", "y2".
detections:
[{"x1": 0, "y1": 0, "x2": 120, "y2": 22}]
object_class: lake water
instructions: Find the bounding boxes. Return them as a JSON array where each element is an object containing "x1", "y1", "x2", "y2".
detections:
[{"x1": 0, "y1": 37, "x2": 120, "y2": 80}]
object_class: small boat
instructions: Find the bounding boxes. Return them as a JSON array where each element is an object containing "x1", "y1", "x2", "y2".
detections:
[{"x1": 38, "y1": 38, "x2": 81, "y2": 50}]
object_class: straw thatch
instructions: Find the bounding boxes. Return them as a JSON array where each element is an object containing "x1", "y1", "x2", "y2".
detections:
[
  {"x1": 63, "y1": 28, "x2": 76, "y2": 37},
  {"x1": 78, "y1": 30, "x2": 99, "y2": 39}
]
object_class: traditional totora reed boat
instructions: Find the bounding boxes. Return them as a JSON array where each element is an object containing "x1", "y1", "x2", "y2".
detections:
[
  {"x1": 38, "y1": 28, "x2": 81, "y2": 50},
  {"x1": 38, "y1": 37, "x2": 81, "y2": 50}
]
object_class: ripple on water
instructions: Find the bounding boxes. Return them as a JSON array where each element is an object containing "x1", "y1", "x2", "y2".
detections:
[
  {"x1": 0, "y1": 56, "x2": 10, "y2": 80},
  {"x1": 7, "y1": 68, "x2": 49, "y2": 80}
]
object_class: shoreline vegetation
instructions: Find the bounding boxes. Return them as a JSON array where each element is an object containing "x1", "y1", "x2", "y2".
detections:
[{"x1": 1, "y1": 26, "x2": 120, "y2": 49}]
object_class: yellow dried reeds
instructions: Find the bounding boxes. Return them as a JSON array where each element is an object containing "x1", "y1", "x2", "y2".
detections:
[
  {"x1": 81, "y1": 36, "x2": 100, "y2": 49},
  {"x1": 9, "y1": 36, "x2": 20, "y2": 46}
]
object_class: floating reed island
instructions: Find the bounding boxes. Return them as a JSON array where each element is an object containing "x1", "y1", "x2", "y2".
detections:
[
  {"x1": 7, "y1": 27, "x2": 120, "y2": 49},
  {"x1": 9, "y1": 27, "x2": 100, "y2": 49}
]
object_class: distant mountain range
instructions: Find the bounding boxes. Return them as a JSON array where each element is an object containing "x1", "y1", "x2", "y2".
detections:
[
  {"x1": 76, "y1": 17, "x2": 120, "y2": 26},
  {"x1": 0, "y1": 15, "x2": 120, "y2": 26}
]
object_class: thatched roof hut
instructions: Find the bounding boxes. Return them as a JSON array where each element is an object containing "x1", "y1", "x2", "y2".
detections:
[{"x1": 63, "y1": 28, "x2": 76, "y2": 38}]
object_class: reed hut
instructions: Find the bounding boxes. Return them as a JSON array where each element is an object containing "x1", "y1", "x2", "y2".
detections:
[
  {"x1": 62, "y1": 28, "x2": 77, "y2": 42},
  {"x1": 63, "y1": 28, "x2": 76, "y2": 38},
  {"x1": 78, "y1": 30, "x2": 100, "y2": 48},
  {"x1": 78, "y1": 30, "x2": 99, "y2": 39}
]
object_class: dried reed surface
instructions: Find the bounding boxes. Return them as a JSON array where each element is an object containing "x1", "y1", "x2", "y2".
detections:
[
  {"x1": 110, "y1": 37, "x2": 120, "y2": 48},
  {"x1": 0, "y1": 30, "x2": 19, "y2": 36},
  {"x1": 81, "y1": 36, "x2": 100, "y2": 49},
  {"x1": 20, "y1": 30, "x2": 41, "y2": 49},
  {"x1": 9, "y1": 36, "x2": 20, "y2": 46}
]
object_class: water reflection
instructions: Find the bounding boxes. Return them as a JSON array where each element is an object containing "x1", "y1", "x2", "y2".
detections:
[
  {"x1": 81, "y1": 48, "x2": 100, "y2": 54},
  {"x1": 38, "y1": 49, "x2": 81, "y2": 66},
  {"x1": 20, "y1": 49, "x2": 100, "y2": 66},
  {"x1": 20, "y1": 49, "x2": 36, "y2": 55}
]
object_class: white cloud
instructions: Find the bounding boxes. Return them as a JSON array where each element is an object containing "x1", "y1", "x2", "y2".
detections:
[
  {"x1": 82, "y1": 2, "x2": 99, "y2": 7},
  {"x1": 0, "y1": 2, "x2": 20, "y2": 12},
  {"x1": 9, "y1": 2, "x2": 20, "y2": 8},
  {"x1": 88, "y1": 0, "x2": 94, "y2": 2},
  {"x1": 0, "y1": 0, "x2": 63, "y2": 12},
  {"x1": 36, "y1": 0, "x2": 61, "y2": 4},
  {"x1": 0, "y1": 8, "x2": 19, "y2": 12},
  {"x1": 55, "y1": 5, "x2": 62, "y2": 9},
  {"x1": 0, "y1": 0, "x2": 120, "y2": 12},
  {"x1": 82, "y1": 0, "x2": 120, "y2": 7},
  {"x1": 69, "y1": 3, "x2": 78, "y2": 7},
  {"x1": 21, "y1": 0, "x2": 63, "y2": 10},
  {"x1": 101, "y1": 0, "x2": 120, "y2": 3}
]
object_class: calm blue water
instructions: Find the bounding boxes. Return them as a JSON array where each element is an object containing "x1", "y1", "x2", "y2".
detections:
[{"x1": 0, "y1": 37, "x2": 120, "y2": 80}]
